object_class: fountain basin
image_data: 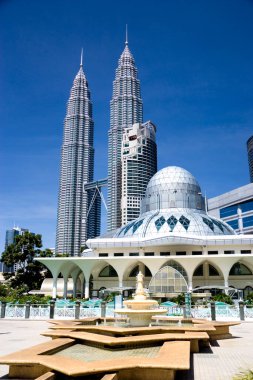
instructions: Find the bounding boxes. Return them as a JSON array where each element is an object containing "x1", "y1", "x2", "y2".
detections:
[
  {"x1": 115, "y1": 307, "x2": 167, "y2": 326},
  {"x1": 116, "y1": 298, "x2": 168, "y2": 326},
  {"x1": 114, "y1": 271, "x2": 168, "y2": 326},
  {"x1": 123, "y1": 299, "x2": 158, "y2": 310}
]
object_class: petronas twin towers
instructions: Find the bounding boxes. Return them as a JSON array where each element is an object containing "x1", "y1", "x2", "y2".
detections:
[{"x1": 56, "y1": 35, "x2": 156, "y2": 256}]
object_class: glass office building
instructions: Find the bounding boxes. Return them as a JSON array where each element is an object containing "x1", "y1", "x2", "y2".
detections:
[
  {"x1": 208, "y1": 183, "x2": 253, "y2": 234},
  {"x1": 121, "y1": 121, "x2": 157, "y2": 225},
  {"x1": 107, "y1": 39, "x2": 143, "y2": 231},
  {"x1": 1, "y1": 227, "x2": 29, "y2": 272},
  {"x1": 56, "y1": 57, "x2": 100, "y2": 256}
]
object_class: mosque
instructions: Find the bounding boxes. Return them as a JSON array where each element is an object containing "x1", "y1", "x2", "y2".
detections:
[{"x1": 38, "y1": 166, "x2": 253, "y2": 300}]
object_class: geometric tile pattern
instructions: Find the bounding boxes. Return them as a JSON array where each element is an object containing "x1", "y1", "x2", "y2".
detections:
[
  {"x1": 167, "y1": 216, "x2": 178, "y2": 232},
  {"x1": 179, "y1": 215, "x2": 190, "y2": 231},
  {"x1": 155, "y1": 216, "x2": 166, "y2": 231}
]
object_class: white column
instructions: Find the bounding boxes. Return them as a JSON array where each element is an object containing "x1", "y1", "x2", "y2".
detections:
[
  {"x1": 63, "y1": 277, "x2": 68, "y2": 299},
  {"x1": 73, "y1": 279, "x2": 77, "y2": 298},
  {"x1": 188, "y1": 278, "x2": 193, "y2": 291},
  {"x1": 80, "y1": 278, "x2": 84, "y2": 298},
  {"x1": 52, "y1": 276, "x2": 58, "y2": 299},
  {"x1": 118, "y1": 278, "x2": 123, "y2": 288},
  {"x1": 224, "y1": 277, "x2": 229, "y2": 294},
  {"x1": 84, "y1": 282, "x2": 89, "y2": 299}
]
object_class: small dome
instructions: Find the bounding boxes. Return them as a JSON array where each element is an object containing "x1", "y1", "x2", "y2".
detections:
[{"x1": 141, "y1": 166, "x2": 205, "y2": 212}]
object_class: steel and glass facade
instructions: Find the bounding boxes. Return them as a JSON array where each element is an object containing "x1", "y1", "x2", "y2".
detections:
[
  {"x1": 208, "y1": 183, "x2": 253, "y2": 234},
  {"x1": 107, "y1": 41, "x2": 143, "y2": 231},
  {"x1": 121, "y1": 121, "x2": 157, "y2": 225},
  {"x1": 56, "y1": 61, "x2": 99, "y2": 256}
]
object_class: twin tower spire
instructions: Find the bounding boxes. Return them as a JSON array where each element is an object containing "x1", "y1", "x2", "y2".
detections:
[{"x1": 56, "y1": 29, "x2": 146, "y2": 256}]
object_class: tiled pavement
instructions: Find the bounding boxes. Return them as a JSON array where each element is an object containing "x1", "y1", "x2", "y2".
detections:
[
  {"x1": 180, "y1": 322, "x2": 253, "y2": 380},
  {"x1": 1, "y1": 320, "x2": 253, "y2": 379}
]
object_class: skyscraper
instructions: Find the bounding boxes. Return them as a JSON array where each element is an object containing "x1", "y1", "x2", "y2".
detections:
[
  {"x1": 121, "y1": 121, "x2": 157, "y2": 225},
  {"x1": 2, "y1": 226, "x2": 29, "y2": 272},
  {"x1": 56, "y1": 54, "x2": 99, "y2": 256},
  {"x1": 247, "y1": 135, "x2": 253, "y2": 183},
  {"x1": 107, "y1": 35, "x2": 143, "y2": 231}
]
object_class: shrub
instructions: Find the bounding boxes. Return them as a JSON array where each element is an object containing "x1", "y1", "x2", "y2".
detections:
[{"x1": 233, "y1": 370, "x2": 253, "y2": 380}]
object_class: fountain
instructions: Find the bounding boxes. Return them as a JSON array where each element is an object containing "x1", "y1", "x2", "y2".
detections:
[{"x1": 114, "y1": 271, "x2": 167, "y2": 326}]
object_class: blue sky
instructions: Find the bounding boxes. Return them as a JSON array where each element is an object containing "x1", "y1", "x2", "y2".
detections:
[{"x1": 1, "y1": 0, "x2": 253, "y2": 250}]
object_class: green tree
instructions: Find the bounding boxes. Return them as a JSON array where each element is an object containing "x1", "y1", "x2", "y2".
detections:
[
  {"x1": 211, "y1": 293, "x2": 233, "y2": 305},
  {"x1": 1, "y1": 232, "x2": 53, "y2": 291}
]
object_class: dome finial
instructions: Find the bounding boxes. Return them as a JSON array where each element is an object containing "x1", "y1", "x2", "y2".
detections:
[
  {"x1": 125, "y1": 24, "x2": 128, "y2": 45},
  {"x1": 80, "y1": 48, "x2": 83, "y2": 67}
]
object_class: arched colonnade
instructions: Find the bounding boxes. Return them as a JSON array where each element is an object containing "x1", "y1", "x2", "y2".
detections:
[{"x1": 38, "y1": 256, "x2": 253, "y2": 298}]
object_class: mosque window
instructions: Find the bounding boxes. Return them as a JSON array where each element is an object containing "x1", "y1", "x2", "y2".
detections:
[
  {"x1": 208, "y1": 251, "x2": 218, "y2": 255},
  {"x1": 132, "y1": 219, "x2": 144, "y2": 233},
  {"x1": 123, "y1": 221, "x2": 135, "y2": 235},
  {"x1": 209, "y1": 265, "x2": 220, "y2": 276},
  {"x1": 129, "y1": 265, "x2": 152, "y2": 277},
  {"x1": 211, "y1": 218, "x2": 224, "y2": 232},
  {"x1": 160, "y1": 252, "x2": 170, "y2": 256},
  {"x1": 224, "y1": 250, "x2": 235, "y2": 254},
  {"x1": 179, "y1": 215, "x2": 190, "y2": 230},
  {"x1": 163, "y1": 260, "x2": 188, "y2": 281},
  {"x1": 193, "y1": 264, "x2": 204, "y2": 276},
  {"x1": 192, "y1": 251, "x2": 202, "y2": 255},
  {"x1": 145, "y1": 252, "x2": 154, "y2": 256},
  {"x1": 202, "y1": 217, "x2": 214, "y2": 231},
  {"x1": 229, "y1": 263, "x2": 252, "y2": 276},
  {"x1": 155, "y1": 216, "x2": 166, "y2": 231},
  {"x1": 149, "y1": 266, "x2": 188, "y2": 294},
  {"x1": 99, "y1": 253, "x2": 108, "y2": 257},
  {"x1": 241, "y1": 250, "x2": 251, "y2": 254},
  {"x1": 99, "y1": 265, "x2": 118, "y2": 277},
  {"x1": 167, "y1": 215, "x2": 178, "y2": 231},
  {"x1": 129, "y1": 252, "x2": 139, "y2": 256},
  {"x1": 114, "y1": 253, "x2": 123, "y2": 256}
]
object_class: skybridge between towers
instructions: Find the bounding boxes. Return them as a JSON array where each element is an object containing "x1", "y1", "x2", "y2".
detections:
[{"x1": 83, "y1": 178, "x2": 108, "y2": 219}]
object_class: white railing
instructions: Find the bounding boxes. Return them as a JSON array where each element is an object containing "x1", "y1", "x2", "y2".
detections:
[
  {"x1": 30, "y1": 305, "x2": 50, "y2": 319},
  {"x1": 5, "y1": 305, "x2": 26, "y2": 318},
  {"x1": 2, "y1": 303, "x2": 253, "y2": 320},
  {"x1": 164, "y1": 306, "x2": 184, "y2": 316},
  {"x1": 80, "y1": 307, "x2": 101, "y2": 318},
  {"x1": 54, "y1": 306, "x2": 75, "y2": 319},
  {"x1": 191, "y1": 307, "x2": 211, "y2": 319},
  {"x1": 245, "y1": 307, "x2": 253, "y2": 318}
]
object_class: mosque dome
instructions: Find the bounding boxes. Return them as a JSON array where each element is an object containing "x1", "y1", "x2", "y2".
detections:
[
  {"x1": 140, "y1": 166, "x2": 205, "y2": 213},
  {"x1": 115, "y1": 166, "x2": 235, "y2": 238}
]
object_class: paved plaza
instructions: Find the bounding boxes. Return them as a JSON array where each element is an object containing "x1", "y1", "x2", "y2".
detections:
[{"x1": 0, "y1": 320, "x2": 253, "y2": 379}]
